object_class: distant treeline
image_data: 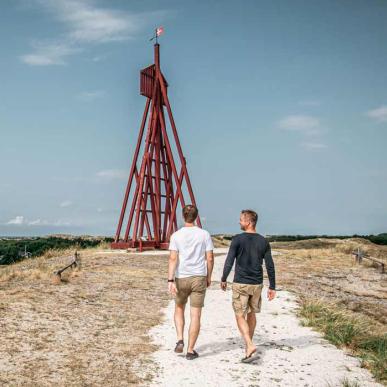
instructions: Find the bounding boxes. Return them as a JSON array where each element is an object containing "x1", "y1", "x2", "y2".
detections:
[
  {"x1": 219, "y1": 233, "x2": 387, "y2": 246},
  {"x1": 1, "y1": 233, "x2": 386, "y2": 266},
  {"x1": 267, "y1": 233, "x2": 387, "y2": 245},
  {"x1": 0, "y1": 237, "x2": 114, "y2": 265}
]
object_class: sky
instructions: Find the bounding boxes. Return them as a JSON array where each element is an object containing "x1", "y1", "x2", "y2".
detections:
[{"x1": 0, "y1": 0, "x2": 386, "y2": 237}]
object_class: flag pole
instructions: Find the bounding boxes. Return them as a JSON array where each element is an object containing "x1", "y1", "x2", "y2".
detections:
[
  {"x1": 149, "y1": 29, "x2": 156, "y2": 42},
  {"x1": 149, "y1": 27, "x2": 163, "y2": 43}
]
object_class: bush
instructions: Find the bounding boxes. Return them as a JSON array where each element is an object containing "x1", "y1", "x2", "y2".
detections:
[{"x1": 0, "y1": 237, "x2": 113, "y2": 265}]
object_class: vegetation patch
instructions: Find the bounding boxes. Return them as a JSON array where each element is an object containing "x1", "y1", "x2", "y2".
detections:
[
  {"x1": 213, "y1": 233, "x2": 387, "y2": 245},
  {"x1": 299, "y1": 299, "x2": 387, "y2": 384},
  {"x1": 0, "y1": 236, "x2": 113, "y2": 265}
]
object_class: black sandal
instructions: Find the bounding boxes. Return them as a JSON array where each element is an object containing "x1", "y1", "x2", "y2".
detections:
[
  {"x1": 174, "y1": 340, "x2": 184, "y2": 353},
  {"x1": 186, "y1": 350, "x2": 199, "y2": 360}
]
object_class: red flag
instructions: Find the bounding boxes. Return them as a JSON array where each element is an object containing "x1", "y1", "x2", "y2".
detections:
[{"x1": 156, "y1": 27, "x2": 164, "y2": 36}]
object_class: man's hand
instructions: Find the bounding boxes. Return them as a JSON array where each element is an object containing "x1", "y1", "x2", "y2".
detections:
[
  {"x1": 220, "y1": 281, "x2": 227, "y2": 291},
  {"x1": 168, "y1": 282, "x2": 177, "y2": 295},
  {"x1": 267, "y1": 289, "x2": 276, "y2": 301},
  {"x1": 207, "y1": 277, "x2": 211, "y2": 288}
]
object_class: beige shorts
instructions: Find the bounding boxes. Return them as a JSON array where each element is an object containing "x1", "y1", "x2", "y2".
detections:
[
  {"x1": 175, "y1": 276, "x2": 207, "y2": 308},
  {"x1": 232, "y1": 283, "x2": 263, "y2": 316}
]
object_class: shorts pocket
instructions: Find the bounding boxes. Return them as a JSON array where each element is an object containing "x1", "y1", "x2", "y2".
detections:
[
  {"x1": 192, "y1": 277, "x2": 207, "y2": 292},
  {"x1": 232, "y1": 292, "x2": 240, "y2": 299}
]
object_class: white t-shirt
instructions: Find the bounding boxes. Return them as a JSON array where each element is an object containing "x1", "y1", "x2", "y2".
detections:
[{"x1": 169, "y1": 226, "x2": 214, "y2": 278}]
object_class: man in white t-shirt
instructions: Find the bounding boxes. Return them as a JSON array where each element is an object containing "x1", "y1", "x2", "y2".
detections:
[{"x1": 168, "y1": 204, "x2": 214, "y2": 360}]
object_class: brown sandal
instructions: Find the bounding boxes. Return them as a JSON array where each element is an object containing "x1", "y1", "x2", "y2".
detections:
[
  {"x1": 186, "y1": 350, "x2": 199, "y2": 360},
  {"x1": 174, "y1": 340, "x2": 184, "y2": 353},
  {"x1": 241, "y1": 349, "x2": 258, "y2": 363}
]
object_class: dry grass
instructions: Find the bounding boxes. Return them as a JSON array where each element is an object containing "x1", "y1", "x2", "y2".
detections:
[
  {"x1": 272, "y1": 238, "x2": 387, "y2": 327},
  {"x1": 0, "y1": 248, "x2": 77, "y2": 282},
  {"x1": 212, "y1": 235, "x2": 232, "y2": 248},
  {"x1": 269, "y1": 238, "x2": 387, "y2": 384},
  {"x1": 0, "y1": 248, "x2": 170, "y2": 386}
]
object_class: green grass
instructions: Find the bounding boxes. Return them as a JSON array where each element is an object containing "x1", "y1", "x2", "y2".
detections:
[
  {"x1": 341, "y1": 378, "x2": 361, "y2": 387},
  {"x1": 299, "y1": 300, "x2": 387, "y2": 384}
]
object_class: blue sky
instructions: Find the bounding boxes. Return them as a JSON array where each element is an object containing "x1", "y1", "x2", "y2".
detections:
[{"x1": 0, "y1": 0, "x2": 386, "y2": 237}]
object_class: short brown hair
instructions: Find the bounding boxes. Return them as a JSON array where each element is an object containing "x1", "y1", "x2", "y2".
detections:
[
  {"x1": 183, "y1": 204, "x2": 198, "y2": 223},
  {"x1": 241, "y1": 209, "x2": 258, "y2": 227}
]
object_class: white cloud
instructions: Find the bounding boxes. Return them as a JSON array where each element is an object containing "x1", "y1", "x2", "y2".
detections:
[
  {"x1": 277, "y1": 114, "x2": 328, "y2": 151},
  {"x1": 77, "y1": 90, "x2": 105, "y2": 101},
  {"x1": 5, "y1": 215, "x2": 71, "y2": 226},
  {"x1": 21, "y1": 0, "x2": 166, "y2": 66},
  {"x1": 60, "y1": 200, "x2": 73, "y2": 208},
  {"x1": 7, "y1": 216, "x2": 26, "y2": 225},
  {"x1": 28, "y1": 219, "x2": 47, "y2": 225},
  {"x1": 301, "y1": 142, "x2": 327, "y2": 151},
  {"x1": 96, "y1": 169, "x2": 127, "y2": 180},
  {"x1": 51, "y1": 0, "x2": 139, "y2": 43},
  {"x1": 366, "y1": 105, "x2": 387, "y2": 123},
  {"x1": 278, "y1": 115, "x2": 320, "y2": 134},
  {"x1": 21, "y1": 42, "x2": 80, "y2": 66},
  {"x1": 27, "y1": 219, "x2": 71, "y2": 226},
  {"x1": 91, "y1": 55, "x2": 103, "y2": 62},
  {"x1": 298, "y1": 100, "x2": 321, "y2": 107},
  {"x1": 52, "y1": 219, "x2": 72, "y2": 226}
]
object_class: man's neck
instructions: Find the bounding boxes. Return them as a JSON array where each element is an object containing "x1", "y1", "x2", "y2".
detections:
[
  {"x1": 184, "y1": 222, "x2": 195, "y2": 227},
  {"x1": 244, "y1": 228, "x2": 256, "y2": 234}
]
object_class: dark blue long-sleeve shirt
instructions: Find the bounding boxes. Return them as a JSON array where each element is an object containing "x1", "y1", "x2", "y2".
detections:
[{"x1": 221, "y1": 232, "x2": 276, "y2": 290}]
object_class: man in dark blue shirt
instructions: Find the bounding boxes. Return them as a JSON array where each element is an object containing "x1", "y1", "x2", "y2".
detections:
[{"x1": 221, "y1": 209, "x2": 276, "y2": 363}]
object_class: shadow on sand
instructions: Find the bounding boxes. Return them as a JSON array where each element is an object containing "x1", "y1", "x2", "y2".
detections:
[{"x1": 195, "y1": 333, "x2": 321, "y2": 364}]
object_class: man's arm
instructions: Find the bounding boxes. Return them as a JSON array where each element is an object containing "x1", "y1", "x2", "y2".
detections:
[
  {"x1": 206, "y1": 251, "x2": 214, "y2": 287},
  {"x1": 204, "y1": 232, "x2": 214, "y2": 287},
  {"x1": 264, "y1": 240, "x2": 276, "y2": 300},
  {"x1": 168, "y1": 233, "x2": 178, "y2": 295},
  {"x1": 220, "y1": 237, "x2": 238, "y2": 290},
  {"x1": 168, "y1": 250, "x2": 178, "y2": 295}
]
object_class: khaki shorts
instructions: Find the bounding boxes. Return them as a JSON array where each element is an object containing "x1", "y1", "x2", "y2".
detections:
[
  {"x1": 175, "y1": 276, "x2": 207, "y2": 308},
  {"x1": 232, "y1": 283, "x2": 263, "y2": 316}
]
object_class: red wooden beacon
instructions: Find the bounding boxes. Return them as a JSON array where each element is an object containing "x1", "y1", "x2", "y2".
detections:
[{"x1": 111, "y1": 32, "x2": 201, "y2": 251}]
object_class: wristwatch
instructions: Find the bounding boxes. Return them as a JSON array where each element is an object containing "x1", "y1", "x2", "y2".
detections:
[{"x1": 167, "y1": 279, "x2": 175, "y2": 283}]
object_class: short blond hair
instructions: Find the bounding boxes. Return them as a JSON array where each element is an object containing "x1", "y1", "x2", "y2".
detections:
[{"x1": 241, "y1": 209, "x2": 258, "y2": 226}]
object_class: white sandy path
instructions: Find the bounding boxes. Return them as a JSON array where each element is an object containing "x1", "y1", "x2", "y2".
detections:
[{"x1": 147, "y1": 253, "x2": 381, "y2": 387}]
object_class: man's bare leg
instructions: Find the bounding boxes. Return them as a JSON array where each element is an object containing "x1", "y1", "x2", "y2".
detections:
[
  {"x1": 174, "y1": 303, "x2": 185, "y2": 341},
  {"x1": 187, "y1": 306, "x2": 202, "y2": 353},
  {"x1": 247, "y1": 311, "x2": 256, "y2": 339},
  {"x1": 235, "y1": 314, "x2": 256, "y2": 357}
]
